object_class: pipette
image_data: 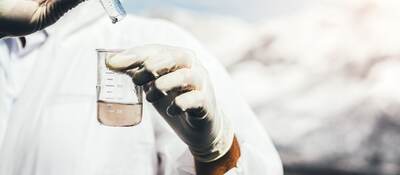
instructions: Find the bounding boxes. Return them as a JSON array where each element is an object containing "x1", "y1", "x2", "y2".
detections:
[{"x1": 99, "y1": 0, "x2": 126, "y2": 24}]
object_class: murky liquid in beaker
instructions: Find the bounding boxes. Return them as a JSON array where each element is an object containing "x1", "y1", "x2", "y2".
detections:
[
  {"x1": 97, "y1": 49, "x2": 143, "y2": 127},
  {"x1": 97, "y1": 102, "x2": 142, "y2": 127}
]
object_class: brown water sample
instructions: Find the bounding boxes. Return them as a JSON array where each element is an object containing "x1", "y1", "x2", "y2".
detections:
[{"x1": 97, "y1": 101, "x2": 142, "y2": 127}]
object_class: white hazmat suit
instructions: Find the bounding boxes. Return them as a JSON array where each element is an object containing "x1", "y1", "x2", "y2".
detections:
[{"x1": 0, "y1": 1, "x2": 282, "y2": 175}]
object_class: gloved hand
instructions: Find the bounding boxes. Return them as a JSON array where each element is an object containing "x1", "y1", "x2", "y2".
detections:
[
  {"x1": 0, "y1": 0, "x2": 84, "y2": 38},
  {"x1": 106, "y1": 44, "x2": 235, "y2": 163}
]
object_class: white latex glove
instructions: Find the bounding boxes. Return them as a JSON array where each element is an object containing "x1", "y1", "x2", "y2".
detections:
[
  {"x1": 0, "y1": 0, "x2": 84, "y2": 38},
  {"x1": 106, "y1": 44, "x2": 235, "y2": 163}
]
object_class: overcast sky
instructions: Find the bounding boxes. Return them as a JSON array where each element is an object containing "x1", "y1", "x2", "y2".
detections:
[{"x1": 124, "y1": 0, "x2": 319, "y2": 21}]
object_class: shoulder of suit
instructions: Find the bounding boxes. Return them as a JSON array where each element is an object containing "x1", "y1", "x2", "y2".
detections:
[
  {"x1": 100, "y1": 15, "x2": 196, "y2": 45},
  {"x1": 118, "y1": 15, "x2": 186, "y2": 33}
]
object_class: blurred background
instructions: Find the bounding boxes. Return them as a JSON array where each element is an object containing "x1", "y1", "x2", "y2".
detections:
[{"x1": 123, "y1": 0, "x2": 400, "y2": 175}]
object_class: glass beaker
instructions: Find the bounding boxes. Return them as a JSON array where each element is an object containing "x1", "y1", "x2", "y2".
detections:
[{"x1": 97, "y1": 49, "x2": 143, "y2": 127}]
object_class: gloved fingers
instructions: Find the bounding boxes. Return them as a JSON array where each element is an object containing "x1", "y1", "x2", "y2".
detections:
[
  {"x1": 54, "y1": 0, "x2": 86, "y2": 5},
  {"x1": 131, "y1": 67, "x2": 156, "y2": 85},
  {"x1": 143, "y1": 81, "x2": 164, "y2": 102},
  {"x1": 167, "y1": 90, "x2": 208, "y2": 119},
  {"x1": 35, "y1": 0, "x2": 85, "y2": 32},
  {"x1": 106, "y1": 45, "x2": 193, "y2": 84},
  {"x1": 106, "y1": 44, "x2": 192, "y2": 71},
  {"x1": 131, "y1": 54, "x2": 192, "y2": 85},
  {"x1": 106, "y1": 52, "x2": 145, "y2": 71},
  {"x1": 50, "y1": 0, "x2": 86, "y2": 14},
  {"x1": 144, "y1": 49, "x2": 193, "y2": 77},
  {"x1": 0, "y1": 0, "x2": 85, "y2": 37},
  {"x1": 145, "y1": 68, "x2": 203, "y2": 102},
  {"x1": 126, "y1": 68, "x2": 139, "y2": 77},
  {"x1": 0, "y1": 1, "x2": 38, "y2": 36},
  {"x1": 106, "y1": 45, "x2": 164, "y2": 71}
]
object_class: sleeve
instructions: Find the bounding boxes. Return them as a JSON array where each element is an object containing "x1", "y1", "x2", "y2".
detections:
[{"x1": 150, "y1": 19, "x2": 283, "y2": 175}]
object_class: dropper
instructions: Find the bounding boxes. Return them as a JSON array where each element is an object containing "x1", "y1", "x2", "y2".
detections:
[{"x1": 99, "y1": 0, "x2": 127, "y2": 23}]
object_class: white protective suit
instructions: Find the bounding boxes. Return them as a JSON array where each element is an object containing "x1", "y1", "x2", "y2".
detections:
[{"x1": 0, "y1": 1, "x2": 282, "y2": 175}]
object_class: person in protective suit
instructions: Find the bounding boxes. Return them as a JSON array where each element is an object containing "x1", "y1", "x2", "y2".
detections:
[{"x1": 0, "y1": 0, "x2": 283, "y2": 174}]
